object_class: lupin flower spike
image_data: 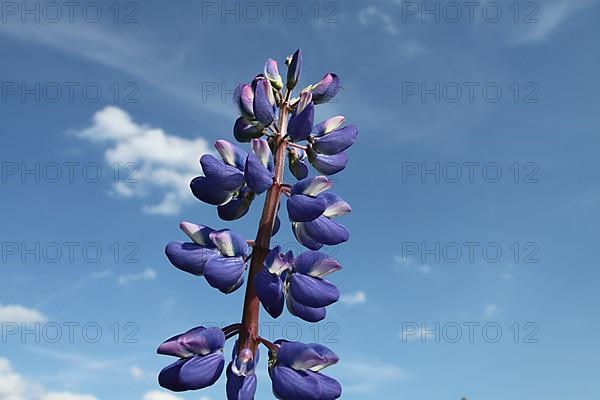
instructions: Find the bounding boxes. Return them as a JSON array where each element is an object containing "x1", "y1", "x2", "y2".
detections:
[{"x1": 158, "y1": 50, "x2": 357, "y2": 399}]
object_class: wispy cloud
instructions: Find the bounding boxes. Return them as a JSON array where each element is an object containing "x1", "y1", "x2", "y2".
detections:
[
  {"x1": 339, "y1": 360, "x2": 410, "y2": 394},
  {"x1": 357, "y1": 6, "x2": 399, "y2": 35},
  {"x1": 117, "y1": 268, "x2": 157, "y2": 285},
  {"x1": 0, "y1": 22, "x2": 232, "y2": 117},
  {"x1": 35, "y1": 270, "x2": 111, "y2": 308},
  {"x1": 76, "y1": 106, "x2": 211, "y2": 215},
  {"x1": 509, "y1": 0, "x2": 596, "y2": 45},
  {"x1": 0, "y1": 357, "x2": 96, "y2": 400},
  {"x1": 0, "y1": 304, "x2": 47, "y2": 324},
  {"x1": 393, "y1": 255, "x2": 431, "y2": 274},
  {"x1": 483, "y1": 303, "x2": 499, "y2": 319},
  {"x1": 340, "y1": 291, "x2": 367, "y2": 306}
]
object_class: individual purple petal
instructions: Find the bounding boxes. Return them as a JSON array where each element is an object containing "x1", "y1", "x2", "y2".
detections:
[
  {"x1": 179, "y1": 326, "x2": 226, "y2": 356},
  {"x1": 289, "y1": 156, "x2": 309, "y2": 180},
  {"x1": 234, "y1": 117, "x2": 263, "y2": 143},
  {"x1": 209, "y1": 229, "x2": 248, "y2": 257},
  {"x1": 291, "y1": 176, "x2": 332, "y2": 196},
  {"x1": 312, "y1": 116, "x2": 345, "y2": 137},
  {"x1": 227, "y1": 362, "x2": 258, "y2": 400},
  {"x1": 200, "y1": 154, "x2": 245, "y2": 191},
  {"x1": 313, "y1": 371, "x2": 342, "y2": 399},
  {"x1": 245, "y1": 152, "x2": 273, "y2": 194},
  {"x1": 303, "y1": 216, "x2": 349, "y2": 246},
  {"x1": 270, "y1": 366, "x2": 319, "y2": 400},
  {"x1": 294, "y1": 251, "x2": 342, "y2": 277},
  {"x1": 287, "y1": 294, "x2": 326, "y2": 322},
  {"x1": 190, "y1": 176, "x2": 234, "y2": 206},
  {"x1": 251, "y1": 138, "x2": 274, "y2": 171},
  {"x1": 231, "y1": 343, "x2": 260, "y2": 375},
  {"x1": 286, "y1": 49, "x2": 303, "y2": 90},
  {"x1": 159, "y1": 352, "x2": 225, "y2": 392},
  {"x1": 234, "y1": 83, "x2": 254, "y2": 119},
  {"x1": 215, "y1": 140, "x2": 248, "y2": 171},
  {"x1": 288, "y1": 95, "x2": 314, "y2": 142},
  {"x1": 165, "y1": 241, "x2": 218, "y2": 276},
  {"x1": 309, "y1": 73, "x2": 341, "y2": 105},
  {"x1": 157, "y1": 332, "x2": 192, "y2": 358},
  {"x1": 287, "y1": 194, "x2": 327, "y2": 222},
  {"x1": 276, "y1": 341, "x2": 339, "y2": 372},
  {"x1": 308, "y1": 150, "x2": 348, "y2": 175},
  {"x1": 289, "y1": 274, "x2": 340, "y2": 308},
  {"x1": 319, "y1": 192, "x2": 352, "y2": 218},
  {"x1": 312, "y1": 125, "x2": 358, "y2": 155},
  {"x1": 255, "y1": 268, "x2": 285, "y2": 318},
  {"x1": 296, "y1": 90, "x2": 312, "y2": 113},
  {"x1": 203, "y1": 256, "x2": 246, "y2": 293},
  {"x1": 264, "y1": 58, "x2": 283, "y2": 90},
  {"x1": 158, "y1": 326, "x2": 225, "y2": 357},
  {"x1": 179, "y1": 222, "x2": 216, "y2": 248},
  {"x1": 217, "y1": 190, "x2": 254, "y2": 221},
  {"x1": 264, "y1": 246, "x2": 293, "y2": 274},
  {"x1": 253, "y1": 78, "x2": 276, "y2": 126},
  {"x1": 292, "y1": 222, "x2": 323, "y2": 251}
]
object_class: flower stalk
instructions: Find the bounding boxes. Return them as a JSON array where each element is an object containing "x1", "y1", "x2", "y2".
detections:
[{"x1": 238, "y1": 88, "x2": 290, "y2": 355}]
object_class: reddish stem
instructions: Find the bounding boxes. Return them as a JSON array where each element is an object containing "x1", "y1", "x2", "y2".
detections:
[{"x1": 237, "y1": 90, "x2": 290, "y2": 356}]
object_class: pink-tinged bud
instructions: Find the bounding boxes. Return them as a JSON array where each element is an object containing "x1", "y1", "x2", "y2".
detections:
[
  {"x1": 264, "y1": 58, "x2": 283, "y2": 90},
  {"x1": 313, "y1": 116, "x2": 345, "y2": 137}
]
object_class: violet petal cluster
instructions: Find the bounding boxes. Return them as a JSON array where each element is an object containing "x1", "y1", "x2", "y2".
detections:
[
  {"x1": 157, "y1": 326, "x2": 226, "y2": 392},
  {"x1": 256, "y1": 248, "x2": 341, "y2": 322},
  {"x1": 165, "y1": 222, "x2": 248, "y2": 293},
  {"x1": 269, "y1": 341, "x2": 341, "y2": 400}
]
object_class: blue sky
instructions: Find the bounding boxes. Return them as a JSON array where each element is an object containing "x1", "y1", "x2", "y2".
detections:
[{"x1": 1, "y1": 0, "x2": 599, "y2": 399}]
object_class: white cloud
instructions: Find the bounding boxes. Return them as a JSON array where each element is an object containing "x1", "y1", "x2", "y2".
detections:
[
  {"x1": 0, "y1": 357, "x2": 96, "y2": 400},
  {"x1": 483, "y1": 303, "x2": 498, "y2": 319},
  {"x1": 393, "y1": 255, "x2": 431, "y2": 274},
  {"x1": 340, "y1": 291, "x2": 367, "y2": 306},
  {"x1": 76, "y1": 106, "x2": 211, "y2": 215},
  {"x1": 117, "y1": 268, "x2": 157, "y2": 285},
  {"x1": 357, "y1": 6, "x2": 399, "y2": 35},
  {"x1": 510, "y1": 0, "x2": 595, "y2": 45},
  {"x1": 0, "y1": 304, "x2": 47, "y2": 324},
  {"x1": 129, "y1": 366, "x2": 144, "y2": 380},
  {"x1": 339, "y1": 360, "x2": 410, "y2": 394}
]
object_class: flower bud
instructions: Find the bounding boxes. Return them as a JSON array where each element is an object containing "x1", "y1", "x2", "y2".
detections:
[
  {"x1": 264, "y1": 58, "x2": 283, "y2": 90},
  {"x1": 286, "y1": 49, "x2": 303, "y2": 90}
]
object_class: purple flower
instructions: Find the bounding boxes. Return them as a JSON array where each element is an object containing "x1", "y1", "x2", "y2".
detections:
[
  {"x1": 306, "y1": 73, "x2": 340, "y2": 105},
  {"x1": 312, "y1": 125, "x2": 358, "y2": 155},
  {"x1": 264, "y1": 58, "x2": 283, "y2": 90},
  {"x1": 269, "y1": 341, "x2": 341, "y2": 400},
  {"x1": 307, "y1": 149, "x2": 348, "y2": 176},
  {"x1": 165, "y1": 223, "x2": 248, "y2": 293},
  {"x1": 227, "y1": 362, "x2": 257, "y2": 400},
  {"x1": 234, "y1": 117, "x2": 263, "y2": 143},
  {"x1": 286, "y1": 49, "x2": 303, "y2": 90},
  {"x1": 312, "y1": 116, "x2": 345, "y2": 137},
  {"x1": 288, "y1": 92, "x2": 315, "y2": 142},
  {"x1": 253, "y1": 78, "x2": 276, "y2": 126},
  {"x1": 244, "y1": 138, "x2": 274, "y2": 194},
  {"x1": 288, "y1": 148, "x2": 309, "y2": 180},
  {"x1": 289, "y1": 177, "x2": 351, "y2": 250},
  {"x1": 256, "y1": 246, "x2": 341, "y2": 322},
  {"x1": 157, "y1": 326, "x2": 226, "y2": 392},
  {"x1": 234, "y1": 83, "x2": 255, "y2": 119}
]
